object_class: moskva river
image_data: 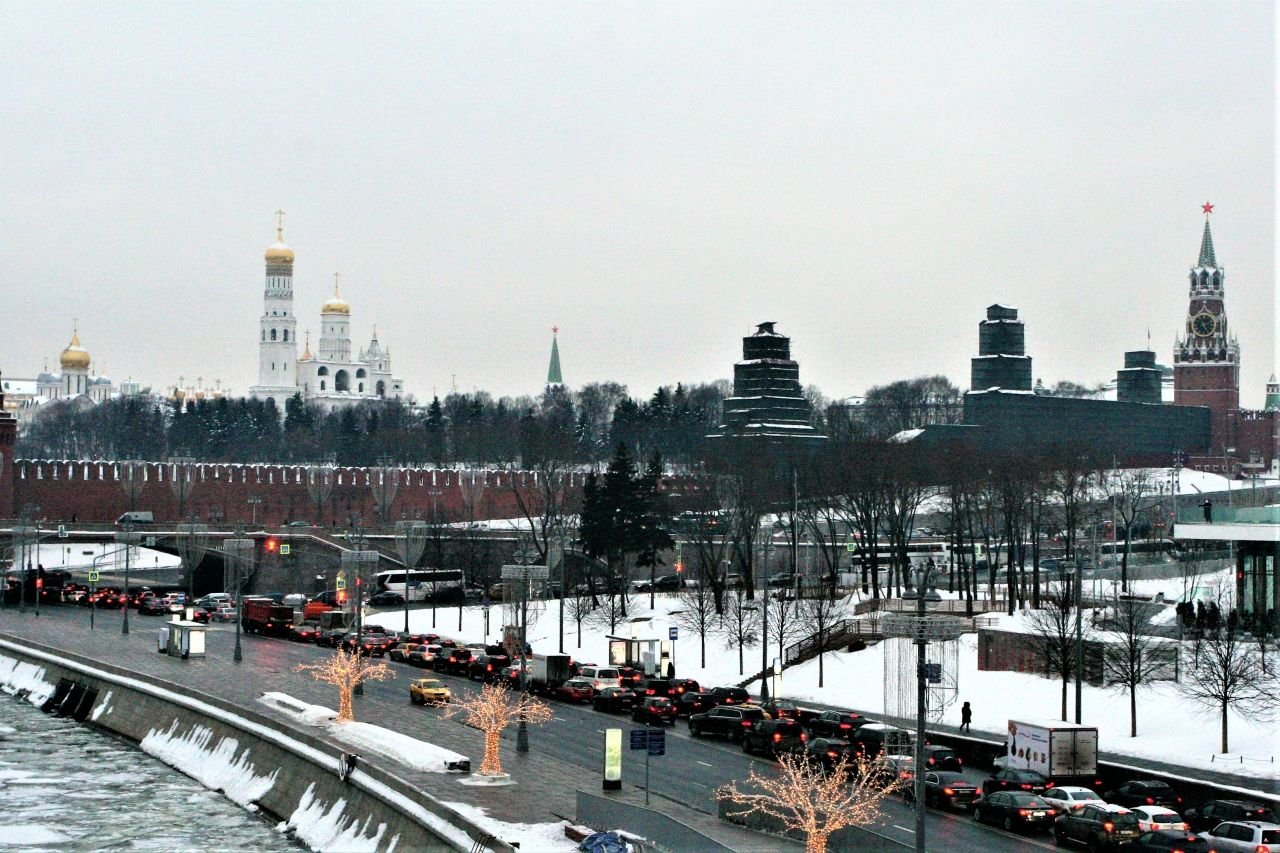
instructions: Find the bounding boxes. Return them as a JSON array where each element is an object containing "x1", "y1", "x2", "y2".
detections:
[{"x1": 0, "y1": 692, "x2": 300, "y2": 851}]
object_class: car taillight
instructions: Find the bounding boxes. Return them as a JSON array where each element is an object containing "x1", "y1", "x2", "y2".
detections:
[
  {"x1": 827, "y1": 751, "x2": 839, "y2": 758},
  {"x1": 1255, "y1": 846, "x2": 1271, "y2": 853},
  {"x1": 773, "y1": 733, "x2": 782, "y2": 742},
  {"x1": 1103, "y1": 821, "x2": 1114, "y2": 833},
  {"x1": 741, "y1": 720, "x2": 752, "y2": 726},
  {"x1": 839, "y1": 723, "x2": 851, "y2": 729},
  {"x1": 646, "y1": 689, "x2": 655, "y2": 695},
  {"x1": 1019, "y1": 809, "x2": 1030, "y2": 816},
  {"x1": 957, "y1": 757, "x2": 963, "y2": 765},
  {"x1": 1021, "y1": 784, "x2": 1033, "y2": 790},
  {"x1": 725, "y1": 698, "x2": 734, "y2": 703},
  {"x1": 800, "y1": 733, "x2": 807, "y2": 741},
  {"x1": 486, "y1": 664, "x2": 493, "y2": 671},
  {"x1": 943, "y1": 788, "x2": 955, "y2": 796},
  {"x1": 1147, "y1": 797, "x2": 1155, "y2": 804}
]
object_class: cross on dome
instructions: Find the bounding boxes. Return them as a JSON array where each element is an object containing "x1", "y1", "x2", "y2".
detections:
[{"x1": 275, "y1": 209, "x2": 286, "y2": 238}]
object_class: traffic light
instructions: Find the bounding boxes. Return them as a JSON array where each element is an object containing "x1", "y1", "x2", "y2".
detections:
[
  {"x1": 336, "y1": 588, "x2": 347, "y2": 604},
  {"x1": 674, "y1": 560, "x2": 684, "y2": 574},
  {"x1": 264, "y1": 537, "x2": 279, "y2": 554}
]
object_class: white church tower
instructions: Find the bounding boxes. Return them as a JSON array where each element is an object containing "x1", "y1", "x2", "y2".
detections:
[
  {"x1": 317, "y1": 274, "x2": 352, "y2": 363},
  {"x1": 250, "y1": 211, "x2": 299, "y2": 404}
]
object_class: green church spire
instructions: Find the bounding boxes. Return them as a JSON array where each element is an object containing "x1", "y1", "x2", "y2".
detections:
[
  {"x1": 1197, "y1": 201, "x2": 1217, "y2": 267},
  {"x1": 546, "y1": 326, "x2": 563, "y2": 386}
]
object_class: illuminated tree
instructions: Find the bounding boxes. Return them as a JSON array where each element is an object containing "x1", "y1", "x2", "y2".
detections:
[
  {"x1": 716, "y1": 752, "x2": 902, "y2": 853},
  {"x1": 444, "y1": 684, "x2": 553, "y2": 776},
  {"x1": 293, "y1": 648, "x2": 393, "y2": 723}
]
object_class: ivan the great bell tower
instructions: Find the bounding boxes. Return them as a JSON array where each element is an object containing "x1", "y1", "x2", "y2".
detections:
[{"x1": 1174, "y1": 203, "x2": 1240, "y2": 450}]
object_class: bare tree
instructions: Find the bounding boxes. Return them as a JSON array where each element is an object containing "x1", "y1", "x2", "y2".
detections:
[
  {"x1": 674, "y1": 574, "x2": 719, "y2": 668},
  {"x1": 716, "y1": 752, "x2": 903, "y2": 853},
  {"x1": 1101, "y1": 591, "x2": 1166, "y2": 737},
  {"x1": 767, "y1": 592, "x2": 803, "y2": 671},
  {"x1": 1178, "y1": 589, "x2": 1278, "y2": 753},
  {"x1": 720, "y1": 585, "x2": 760, "y2": 676},
  {"x1": 1100, "y1": 467, "x2": 1161, "y2": 591},
  {"x1": 798, "y1": 582, "x2": 843, "y2": 689},
  {"x1": 1024, "y1": 579, "x2": 1092, "y2": 721}
]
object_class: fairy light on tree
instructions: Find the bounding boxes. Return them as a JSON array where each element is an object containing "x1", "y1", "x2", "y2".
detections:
[
  {"x1": 716, "y1": 752, "x2": 903, "y2": 853},
  {"x1": 443, "y1": 683, "x2": 552, "y2": 777},
  {"x1": 293, "y1": 648, "x2": 393, "y2": 723}
]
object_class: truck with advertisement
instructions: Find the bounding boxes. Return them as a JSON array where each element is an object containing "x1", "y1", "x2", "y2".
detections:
[
  {"x1": 241, "y1": 597, "x2": 297, "y2": 637},
  {"x1": 527, "y1": 653, "x2": 571, "y2": 694},
  {"x1": 1003, "y1": 719, "x2": 1100, "y2": 786}
]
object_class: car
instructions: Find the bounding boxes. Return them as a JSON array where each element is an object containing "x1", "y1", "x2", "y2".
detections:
[
  {"x1": 592, "y1": 686, "x2": 638, "y2": 714},
  {"x1": 1185, "y1": 801, "x2": 1277, "y2": 834},
  {"x1": 633, "y1": 574, "x2": 683, "y2": 593},
  {"x1": 576, "y1": 666, "x2": 622, "y2": 691},
  {"x1": 407, "y1": 644, "x2": 442, "y2": 667},
  {"x1": 1042, "y1": 786, "x2": 1107, "y2": 815},
  {"x1": 705, "y1": 686, "x2": 751, "y2": 706},
  {"x1": 742, "y1": 718, "x2": 807, "y2": 758},
  {"x1": 616, "y1": 666, "x2": 644, "y2": 687},
  {"x1": 212, "y1": 605, "x2": 237, "y2": 623},
  {"x1": 637, "y1": 679, "x2": 673, "y2": 698},
  {"x1": 849, "y1": 723, "x2": 913, "y2": 757},
  {"x1": 922, "y1": 770, "x2": 980, "y2": 811},
  {"x1": 318, "y1": 627, "x2": 347, "y2": 647},
  {"x1": 555, "y1": 678, "x2": 595, "y2": 704},
  {"x1": 408, "y1": 678, "x2": 451, "y2": 705},
  {"x1": 762, "y1": 699, "x2": 820, "y2": 725},
  {"x1": 632, "y1": 697, "x2": 678, "y2": 726},
  {"x1": 973, "y1": 791, "x2": 1056, "y2": 834},
  {"x1": 1130, "y1": 830, "x2": 1214, "y2": 851},
  {"x1": 767, "y1": 571, "x2": 797, "y2": 588},
  {"x1": 368, "y1": 591, "x2": 405, "y2": 607},
  {"x1": 1131, "y1": 807, "x2": 1190, "y2": 833},
  {"x1": 290, "y1": 621, "x2": 322, "y2": 642},
  {"x1": 433, "y1": 647, "x2": 474, "y2": 675},
  {"x1": 803, "y1": 738, "x2": 859, "y2": 774},
  {"x1": 982, "y1": 767, "x2": 1050, "y2": 796},
  {"x1": 195, "y1": 592, "x2": 231, "y2": 609},
  {"x1": 389, "y1": 642, "x2": 418, "y2": 662},
  {"x1": 188, "y1": 606, "x2": 212, "y2": 624},
  {"x1": 868, "y1": 753, "x2": 916, "y2": 787},
  {"x1": 1108, "y1": 780, "x2": 1184, "y2": 811},
  {"x1": 667, "y1": 678, "x2": 701, "y2": 696},
  {"x1": 288, "y1": 520, "x2": 313, "y2": 528},
  {"x1": 675, "y1": 692, "x2": 715, "y2": 718},
  {"x1": 138, "y1": 596, "x2": 168, "y2": 616},
  {"x1": 468, "y1": 653, "x2": 511, "y2": 682},
  {"x1": 1198, "y1": 821, "x2": 1280, "y2": 853},
  {"x1": 688, "y1": 705, "x2": 767, "y2": 742},
  {"x1": 919, "y1": 745, "x2": 962, "y2": 772},
  {"x1": 341, "y1": 632, "x2": 387, "y2": 657},
  {"x1": 1054, "y1": 803, "x2": 1143, "y2": 849}
]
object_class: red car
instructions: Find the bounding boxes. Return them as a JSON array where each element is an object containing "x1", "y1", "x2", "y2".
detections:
[
  {"x1": 632, "y1": 697, "x2": 678, "y2": 725},
  {"x1": 555, "y1": 678, "x2": 595, "y2": 703}
]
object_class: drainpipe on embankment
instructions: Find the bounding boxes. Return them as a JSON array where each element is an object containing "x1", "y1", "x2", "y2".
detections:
[{"x1": 0, "y1": 634, "x2": 515, "y2": 853}]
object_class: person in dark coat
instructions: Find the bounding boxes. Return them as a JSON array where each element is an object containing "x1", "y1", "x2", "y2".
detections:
[{"x1": 960, "y1": 700, "x2": 972, "y2": 732}]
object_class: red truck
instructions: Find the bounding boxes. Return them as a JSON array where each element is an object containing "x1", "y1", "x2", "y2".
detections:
[{"x1": 241, "y1": 598, "x2": 296, "y2": 637}]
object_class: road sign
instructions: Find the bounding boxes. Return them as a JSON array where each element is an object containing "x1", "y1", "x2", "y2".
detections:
[
  {"x1": 630, "y1": 729, "x2": 648, "y2": 750},
  {"x1": 88, "y1": 570, "x2": 100, "y2": 583},
  {"x1": 669, "y1": 627, "x2": 678, "y2": 641},
  {"x1": 145, "y1": 537, "x2": 156, "y2": 547},
  {"x1": 57, "y1": 524, "x2": 67, "y2": 539},
  {"x1": 647, "y1": 728, "x2": 665, "y2": 756},
  {"x1": 279, "y1": 544, "x2": 291, "y2": 556},
  {"x1": 924, "y1": 662, "x2": 942, "y2": 684},
  {"x1": 502, "y1": 564, "x2": 550, "y2": 581},
  {"x1": 336, "y1": 571, "x2": 347, "y2": 591}
]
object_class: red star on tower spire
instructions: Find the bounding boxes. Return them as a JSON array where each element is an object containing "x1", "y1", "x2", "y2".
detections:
[{"x1": 1202, "y1": 201, "x2": 1214, "y2": 215}]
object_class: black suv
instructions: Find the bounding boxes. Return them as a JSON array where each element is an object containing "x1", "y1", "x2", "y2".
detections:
[
  {"x1": 689, "y1": 705, "x2": 766, "y2": 742},
  {"x1": 1054, "y1": 804, "x2": 1142, "y2": 849},
  {"x1": 805, "y1": 710, "x2": 868, "y2": 739},
  {"x1": 705, "y1": 686, "x2": 751, "y2": 706},
  {"x1": 1184, "y1": 799, "x2": 1278, "y2": 833},
  {"x1": 1105, "y1": 780, "x2": 1181, "y2": 810},
  {"x1": 920, "y1": 745, "x2": 962, "y2": 772},
  {"x1": 468, "y1": 653, "x2": 510, "y2": 682},
  {"x1": 632, "y1": 697, "x2": 678, "y2": 726},
  {"x1": 433, "y1": 647, "x2": 474, "y2": 675},
  {"x1": 849, "y1": 723, "x2": 912, "y2": 757},
  {"x1": 742, "y1": 718, "x2": 808, "y2": 758},
  {"x1": 982, "y1": 768, "x2": 1050, "y2": 796},
  {"x1": 676, "y1": 692, "x2": 715, "y2": 718},
  {"x1": 637, "y1": 679, "x2": 673, "y2": 698},
  {"x1": 762, "y1": 699, "x2": 820, "y2": 725}
]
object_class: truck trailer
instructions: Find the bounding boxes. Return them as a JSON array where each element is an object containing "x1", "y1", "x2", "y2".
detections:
[
  {"x1": 241, "y1": 597, "x2": 297, "y2": 637},
  {"x1": 527, "y1": 653, "x2": 571, "y2": 694},
  {"x1": 1004, "y1": 719, "x2": 1100, "y2": 786}
]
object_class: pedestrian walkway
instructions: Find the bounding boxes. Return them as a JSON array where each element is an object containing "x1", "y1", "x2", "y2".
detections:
[{"x1": 0, "y1": 607, "x2": 789, "y2": 851}]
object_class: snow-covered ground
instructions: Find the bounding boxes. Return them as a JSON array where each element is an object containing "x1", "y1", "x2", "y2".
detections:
[{"x1": 366, "y1": 565, "x2": 1278, "y2": 786}]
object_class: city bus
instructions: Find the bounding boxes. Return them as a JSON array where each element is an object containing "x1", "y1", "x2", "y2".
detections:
[{"x1": 374, "y1": 568, "x2": 465, "y2": 603}]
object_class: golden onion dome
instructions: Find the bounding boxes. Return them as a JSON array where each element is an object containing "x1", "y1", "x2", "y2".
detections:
[
  {"x1": 265, "y1": 225, "x2": 294, "y2": 262},
  {"x1": 60, "y1": 331, "x2": 91, "y2": 370},
  {"x1": 322, "y1": 278, "x2": 350, "y2": 315}
]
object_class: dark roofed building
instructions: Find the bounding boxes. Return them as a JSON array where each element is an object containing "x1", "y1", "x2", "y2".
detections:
[{"x1": 710, "y1": 322, "x2": 827, "y2": 447}]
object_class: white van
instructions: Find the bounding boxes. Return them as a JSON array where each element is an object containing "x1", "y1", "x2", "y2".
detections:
[
  {"x1": 577, "y1": 666, "x2": 622, "y2": 691},
  {"x1": 116, "y1": 511, "x2": 154, "y2": 524}
]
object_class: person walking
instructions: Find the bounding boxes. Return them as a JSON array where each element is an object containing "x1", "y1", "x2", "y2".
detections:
[{"x1": 960, "y1": 700, "x2": 972, "y2": 733}]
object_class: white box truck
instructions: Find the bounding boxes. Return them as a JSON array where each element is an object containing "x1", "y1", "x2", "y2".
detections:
[
  {"x1": 527, "y1": 653, "x2": 571, "y2": 694},
  {"x1": 1005, "y1": 720, "x2": 1099, "y2": 784}
]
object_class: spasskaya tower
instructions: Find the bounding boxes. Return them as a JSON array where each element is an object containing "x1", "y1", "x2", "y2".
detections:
[{"x1": 1174, "y1": 202, "x2": 1240, "y2": 450}]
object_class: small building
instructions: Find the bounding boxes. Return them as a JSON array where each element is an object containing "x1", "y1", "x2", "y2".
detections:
[{"x1": 1174, "y1": 503, "x2": 1280, "y2": 631}]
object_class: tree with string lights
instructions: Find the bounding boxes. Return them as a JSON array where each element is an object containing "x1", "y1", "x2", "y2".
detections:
[
  {"x1": 293, "y1": 648, "x2": 393, "y2": 723},
  {"x1": 443, "y1": 684, "x2": 553, "y2": 776},
  {"x1": 716, "y1": 752, "x2": 903, "y2": 853}
]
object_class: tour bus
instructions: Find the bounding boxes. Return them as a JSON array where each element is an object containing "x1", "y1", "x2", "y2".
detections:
[{"x1": 374, "y1": 568, "x2": 465, "y2": 603}]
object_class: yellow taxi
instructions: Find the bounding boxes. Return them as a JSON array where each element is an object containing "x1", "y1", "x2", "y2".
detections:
[{"x1": 409, "y1": 677, "x2": 452, "y2": 705}]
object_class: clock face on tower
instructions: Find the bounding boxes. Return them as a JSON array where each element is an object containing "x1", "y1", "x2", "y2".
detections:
[{"x1": 1192, "y1": 311, "x2": 1217, "y2": 337}]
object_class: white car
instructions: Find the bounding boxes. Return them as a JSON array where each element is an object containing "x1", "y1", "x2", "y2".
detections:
[
  {"x1": 1042, "y1": 786, "x2": 1106, "y2": 814},
  {"x1": 1199, "y1": 821, "x2": 1280, "y2": 853},
  {"x1": 1132, "y1": 805, "x2": 1188, "y2": 832}
]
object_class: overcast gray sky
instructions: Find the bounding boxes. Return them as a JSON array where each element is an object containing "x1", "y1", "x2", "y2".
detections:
[{"x1": 2, "y1": 1, "x2": 1274, "y2": 407}]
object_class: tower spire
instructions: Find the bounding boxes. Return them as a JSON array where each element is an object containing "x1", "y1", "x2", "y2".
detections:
[
  {"x1": 275, "y1": 209, "x2": 286, "y2": 241},
  {"x1": 546, "y1": 326, "x2": 563, "y2": 387},
  {"x1": 1197, "y1": 202, "x2": 1217, "y2": 267}
]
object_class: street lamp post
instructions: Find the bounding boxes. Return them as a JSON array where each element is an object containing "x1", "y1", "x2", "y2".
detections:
[
  {"x1": 247, "y1": 496, "x2": 263, "y2": 526},
  {"x1": 882, "y1": 566, "x2": 964, "y2": 853},
  {"x1": 115, "y1": 520, "x2": 137, "y2": 635},
  {"x1": 224, "y1": 524, "x2": 255, "y2": 663},
  {"x1": 505, "y1": 542, "x2": 546, "y2": 753},
  {"x1": 428, "y1": 488, "x2": 442, "y2": 630},
  {"x1": 757, "y1": 529, "x2": 778, "y2": 703}
]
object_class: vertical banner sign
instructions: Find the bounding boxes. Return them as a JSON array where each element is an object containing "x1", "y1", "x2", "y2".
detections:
[{"x1": 603, "y1": 729, "x2": 622, "y2": 790}]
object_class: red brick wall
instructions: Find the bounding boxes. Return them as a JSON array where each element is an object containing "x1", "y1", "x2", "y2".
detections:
[{"x1": 10, "y1": 460, "x2": 588, "y2": 526}]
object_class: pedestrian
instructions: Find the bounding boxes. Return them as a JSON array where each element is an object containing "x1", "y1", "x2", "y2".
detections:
[
  {"x1": 1200, "y1": 499, "x2": 1213, "y2": 522},
  {"x1": 960, "y1": 700, "x2": 972, "y2": 733}
]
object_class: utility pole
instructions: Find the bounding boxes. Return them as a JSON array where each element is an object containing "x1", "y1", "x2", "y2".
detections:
[{"x1": 505, "y1": 541, "x2": 545, "y2": 753}]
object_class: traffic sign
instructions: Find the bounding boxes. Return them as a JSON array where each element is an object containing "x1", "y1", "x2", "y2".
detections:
[
  {"x1": 502, "y1": 564, "x2": 550, "y2": 581},
  {"x1": 669, "y1": 627, "x2": 678, "y2": 641},
  {"x1": 630, "y1": 729, "x2": 648, "y2": 750},
  {"x1": 647, "y1": 728, "x2": 665, "y2": 756},
  {"x1": 336, "y1": 571, "x2": 347, "y2": 591},
  {"x1": 88, "y1": 571, "x2": 100, "y2": 583},
  {"x1": 145, "y1": 537, "x2": 156, "y2": 547},
  {"x1": 924, "y1": 662, "x2": 942, "y2": 684},
  {"x1": 57, "y1": 524, "x2": 67, "y2": 539},
  {"x1": 279, "y1": 544, "x2": 291, "y2": 556}
]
